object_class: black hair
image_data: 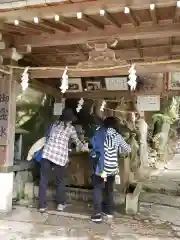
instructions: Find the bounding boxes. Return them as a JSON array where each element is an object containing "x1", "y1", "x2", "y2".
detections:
[
  {"x1": 55, "y1": 115, "x2": 68, "y2": 129},
  {"x1": 103, "y1": 116, "x2": 119, "y2": 131},
  {"x1": 93, "y1": 116, "x2": 103, "y2": 126}
]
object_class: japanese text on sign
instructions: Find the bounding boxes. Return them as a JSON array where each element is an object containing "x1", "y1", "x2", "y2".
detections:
[
  {"x1": 105, "y1": 77, "x2": 128, "y2": 90},
  {"x1": 0, "y1": 93, "x2": 9, "y2": 145}
]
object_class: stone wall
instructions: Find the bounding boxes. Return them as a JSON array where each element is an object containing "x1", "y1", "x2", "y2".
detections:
[{"x1": 13, "y1": 161, "x2": 34, "y2": 201}]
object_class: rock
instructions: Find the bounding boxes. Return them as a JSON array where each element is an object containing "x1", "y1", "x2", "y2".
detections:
[
  {"x1": 24, "y1": 182, "x2": 34, "y2": 200},
  {"x1": 34, "y1": 186, "x2": 39, "y2": 198},
  {"x1": 19, "y1": 171, "x2": 29, "y2": 182},
  {"x1": 125, "y1": 183, "x2": 142, "y2": 214},
  {"x1": 13, "y1": 173, "x2": 17, "y2": 199},
  {"x1": 14, "y1": 172, "x2": 24, "y2": 200}
]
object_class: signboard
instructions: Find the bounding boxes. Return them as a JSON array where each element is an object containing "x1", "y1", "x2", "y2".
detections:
[
  {"x1": 105, "y1": 77, "x2": 128, "y2": 90},
  {"x1": 0, "y1": 93, "x2": 9, "y2": 145},
  {"x1": 137, "y1": 95, "x2": 160, "y2": 111}
]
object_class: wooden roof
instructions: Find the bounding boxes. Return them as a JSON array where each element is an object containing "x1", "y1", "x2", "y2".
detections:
[{"x1": 1, "y1": 0, "x2": 180, "y2": 78}]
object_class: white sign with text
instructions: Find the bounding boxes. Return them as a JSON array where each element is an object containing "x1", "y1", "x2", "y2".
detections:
[
  {"x1": 137, "y1": 95, "x2": 160, "y2": 111},
  {"x1": 105, "y1": 77, "x2": 128, "y2": 90}
]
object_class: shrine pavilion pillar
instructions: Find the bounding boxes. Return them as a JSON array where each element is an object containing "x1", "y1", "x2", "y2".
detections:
[{"x1": 0, "y1": 70, "x2": 16, "y2": 213}]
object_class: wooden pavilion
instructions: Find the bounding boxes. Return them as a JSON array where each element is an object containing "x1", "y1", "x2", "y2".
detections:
[{"x1": 0, "y1": 0, "x2": 180, "y2": 213}]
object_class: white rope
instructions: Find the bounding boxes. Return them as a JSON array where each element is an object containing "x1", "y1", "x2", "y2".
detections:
[{"x1": 5, "y1": 58, "x2": 180, "y2": 72}]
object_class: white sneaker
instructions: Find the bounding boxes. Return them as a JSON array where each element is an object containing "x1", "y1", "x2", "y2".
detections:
[
  {"x1": 39, "y1": 207, "x2": 47, "y2": 213},
  {"x1": 57, "y1": 204, "x2": 66, "y2": 211},
  {"x1": 101, "y1": 212, "x2": 113, "y2": 219}
]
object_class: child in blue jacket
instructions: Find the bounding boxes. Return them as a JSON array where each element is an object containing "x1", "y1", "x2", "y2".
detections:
[{"x1": 90, "y1": 117, "x2": 131, "y2": 222}]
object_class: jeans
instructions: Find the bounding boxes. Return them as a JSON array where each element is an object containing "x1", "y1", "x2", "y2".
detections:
[
  {"x1": 39, "y1": 158, "x2": 66, "y2": 208},
  {"x1": 92, "y1": 174, "x2": 115, "y2": 215}
]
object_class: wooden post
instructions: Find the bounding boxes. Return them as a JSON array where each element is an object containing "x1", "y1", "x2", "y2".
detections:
[{"x1": 0, "y1": 69, "x2": 16, "y2": 213}]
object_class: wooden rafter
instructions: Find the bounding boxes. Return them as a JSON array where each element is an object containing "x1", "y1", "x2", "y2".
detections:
[
  {"x1": 0, "y1": 24, "x2": 30, "y2": 35},
  {"x1": 1, "y1": 0, "x2": 178, "y2": 23},
  {"x1": 7, "y1": 23, "x2": 41, "y2": 34},
  {"x1": 101, "y1": 11, "x2": 121, "y2": 28},
  {"x1": 19, "y1": 21, "x2": 55, "y2": 34},
  {"x1": 173, "y1": 4, "x2": 180, "y2": 22},
  {"x1": 39, "y1": 19, "x2": 70, "y2": 33},
  {"x1": 150, "y1": 5, "x2": 158, "y2": 24},
  {"x1": 59, "y1": 17, "x2": 87, "y2": 31},
  {"x1": 77, "y1": 13, "x2": 104, "y2": 30},
  {"x1": 14, "y1": 22, "x2": 180, "y2": 48},
  {"x1": 125, "y1": 8, "x2": 139, "y2": 26}
]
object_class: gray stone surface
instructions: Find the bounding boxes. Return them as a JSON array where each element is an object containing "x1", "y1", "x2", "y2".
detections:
[
  {"x1": 140, "y1": 154, "x2": 180, "y2": 195},
  {"x1": 13, "y1": 161, "x2": 33, "y2": 172},
  {"x1": 0, "y1": 205, "x2": 178, "y2": 239},
  {"x1": 24, "y1": 182, "x2": 34, "y2": 200},
  {"x1": 13, "y1": 169, "x2": 33, "y2": 200}
]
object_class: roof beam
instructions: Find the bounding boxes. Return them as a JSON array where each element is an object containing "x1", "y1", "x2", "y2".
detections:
[
  {"x1": 19, "y1": 21, "x2": 55, "y2": 34},
  {"x1": 124, "y1": 8, "x2": 139, "y2": 26},
  {"x1": 174, "y1": 2, "x2": 180, "y2": 22},
  {"x1": 101, "y1": 11, "x2": 121, "y2": 28},
  {"x1": 14, "y1": 22, "x2": 180, "y2": 48},
  {"x1": 39, "y1": 19, "x2": 70, "y2": 33},
  {"x1": 1, "y1": 0, "x2": 178, "y2": 23},
  {"x1": 59, "y1": 16, "x2": 87, "y2": 31},
  {"x1": 150, "y1": 4, "x2": 158, "y2": 24},
  {"x1": 77, "y1": 13, "x2": 104, "y2": 30}
]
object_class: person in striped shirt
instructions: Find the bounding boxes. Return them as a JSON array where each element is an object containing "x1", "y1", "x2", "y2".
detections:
[{"x1": 90, "y1": 117, "x2": 131, "y2": 222}]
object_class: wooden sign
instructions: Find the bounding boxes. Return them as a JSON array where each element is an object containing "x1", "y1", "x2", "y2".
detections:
[
  {"x1": 105, "y1": 77, "x2": 128, "y2": 90},
  {"x1": 137, "y1": 95, "x2": 160, "y2": 111}
]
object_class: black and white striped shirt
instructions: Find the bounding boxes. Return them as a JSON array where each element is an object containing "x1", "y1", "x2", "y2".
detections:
[{"x1": 104, "y1": 128, "x2": 131, "y2": 175}]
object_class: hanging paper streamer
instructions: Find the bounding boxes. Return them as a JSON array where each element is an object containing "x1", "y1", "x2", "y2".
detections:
[
  {"x1": 131, "y1": 112, "x2": 136, "y2": 122},
  {"x1": 100, "y1": 100, "x2": 106, "y2": 112},
  {"x1": 60, "y1": 66, "x2": 68, "y2": 93},
  {"x1": 21, "y1": 67, "x2": 29, "y2": 91},
  {"x1": 76, "y1": 98, "x2": 84, "y2": 113},
  {"x1": 127, "y1": 64, "x2": 137, "y2": 91}
]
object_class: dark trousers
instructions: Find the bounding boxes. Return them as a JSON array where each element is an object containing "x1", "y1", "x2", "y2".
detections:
[
  {"x1": 92, "y1": 174, "x2": 115, "y2": 215},
  {"x1": 39, "y1": 158, "x2": 66, "y2": 208}
]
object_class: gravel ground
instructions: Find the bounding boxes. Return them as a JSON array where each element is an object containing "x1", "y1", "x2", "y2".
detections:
[{"x1": 0, "y1": 205, "x2": 179, "y2": 240}]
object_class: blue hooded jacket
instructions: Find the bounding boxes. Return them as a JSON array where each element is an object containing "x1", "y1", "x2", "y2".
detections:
[
  {"x1": 90, "y1": 126, "x2": 106, "y2": 175},
  {"x1": 90, "y1": 126, "x2": 131, "y2": 175}
]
